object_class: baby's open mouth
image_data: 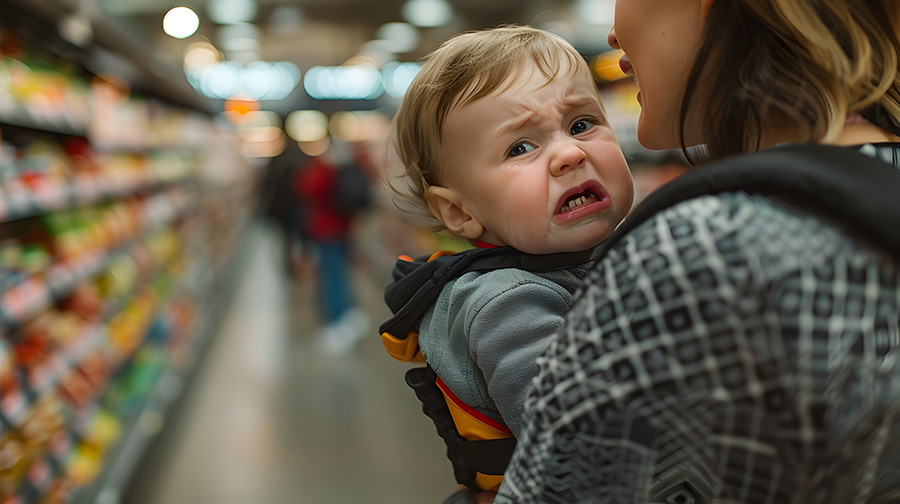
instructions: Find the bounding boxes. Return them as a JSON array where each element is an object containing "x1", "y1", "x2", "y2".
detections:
[
  {"x1": 555, "y1": 182, "x2": 609, "y2": 215},
  {"x1": 560, "y1": 189, "x2": 600, "y2": 213}
]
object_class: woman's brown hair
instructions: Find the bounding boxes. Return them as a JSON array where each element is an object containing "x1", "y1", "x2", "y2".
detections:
[{"x1": 680, "y1": 0, "x2": 900, "y2": 162}]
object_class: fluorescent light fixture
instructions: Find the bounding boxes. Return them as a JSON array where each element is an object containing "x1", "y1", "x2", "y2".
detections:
[
  {"x1": 381, "y1": 62, "x2": 421, "y2": 98},
  {"x1": 163, "y1": 7, "x2": 200, "y2": 39},
  {"x1": 402, "y1": 0, "x2": 452, "y2": 28},
  {"x1": 575, "y1": 0, "x2": 615, "y2": 25},
  {"x1": 303, "y1": 65, "x2": 383, "y2": 100},
  {"x1": 376, "y1": 22, "x2": 420, "y2": 54},
  {"x1": 298, "y1": 137, "x2": 331, "y2": 157},
  {"x1": 208, "y1": 0, "x2": 258, "y2": 25},
  {"x1": 329, "y1": 111, "x2": 390, "y2": 142},
  {"x1": 187, "y1": 60, "x2": 301, "y2": 100},
  {"x1": 183, "y1": 42, "x2": 222, "y2": 73},
  {"x1": 286, "y1": 110, "x2": 329, "y2": 143},
  {"x1": 218, "y1": 23, "x2": 260, "y2": 52}
]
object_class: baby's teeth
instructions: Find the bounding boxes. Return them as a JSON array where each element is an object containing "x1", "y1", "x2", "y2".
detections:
[{"x1": 566, "y1": 196, "x2": 586, "y2": 211}]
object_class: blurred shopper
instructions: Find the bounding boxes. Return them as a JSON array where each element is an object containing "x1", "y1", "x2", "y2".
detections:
[
  {"x1": 381, "y1": 25, "x2": 633, "y2": 493},
  {"x1": 293, "y1": 143, "x2": 369, "y2": 354},
  {"x1": 490, "y1": 1, "x2": 900, "y2": 503},
  {"x1": 260, "y1": 141, "x2": 306, "y2": 275}
]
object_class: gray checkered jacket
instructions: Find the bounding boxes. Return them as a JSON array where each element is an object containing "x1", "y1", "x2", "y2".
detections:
[{"x1": 496, "y1": 144, "x2": 900, "y2": 504}]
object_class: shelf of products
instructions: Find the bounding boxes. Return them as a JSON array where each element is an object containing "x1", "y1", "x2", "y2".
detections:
[{"x1": 0, "y1": 6, "x2": 257, "y2": 504}]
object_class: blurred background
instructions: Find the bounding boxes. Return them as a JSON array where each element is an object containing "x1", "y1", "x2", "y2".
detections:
[{"x1": 0, "y1": 0, "x2": 687, "y2": 502}]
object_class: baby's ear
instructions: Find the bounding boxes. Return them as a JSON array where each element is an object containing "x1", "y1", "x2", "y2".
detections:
[{"x1": 425, "y1": 186, "x2": 484, "y2": 239}]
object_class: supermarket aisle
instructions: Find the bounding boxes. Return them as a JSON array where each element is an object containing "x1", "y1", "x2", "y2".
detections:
[{"x1": 127, "y1": 225, "x2": 455, "y2": 504}]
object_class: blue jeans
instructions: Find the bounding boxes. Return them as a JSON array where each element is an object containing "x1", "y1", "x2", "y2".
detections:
[{"x1": 316, "y1": 240, "x2": 353, "y2": 323}]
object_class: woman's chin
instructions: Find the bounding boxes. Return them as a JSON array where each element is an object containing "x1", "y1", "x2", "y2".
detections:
[{"x1": 637, "y1": 117, "x2": 684, "y2": 151}]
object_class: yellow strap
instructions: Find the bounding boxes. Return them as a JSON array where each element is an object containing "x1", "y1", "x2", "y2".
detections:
[
  {"x1": 381, "y1": 331, "x2": 424, "y2": 362},
  {"x1": 474, "y1": 473, "x2": 504, "y2": 492}
]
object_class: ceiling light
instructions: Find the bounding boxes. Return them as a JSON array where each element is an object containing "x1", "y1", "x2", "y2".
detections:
[
  {"x1": 183, "y1": 42, "x2": 222, "y2": 73},
  {"x1": 329, "y1": 112, "x2": 361, "y2": 142},
  {"x1": 402, "y1": 0, "x2": 453, "y2": 28},
  {"x1": 59, "y1": 14, "x2": 93, "y2": 46},
  {"x1": 376, "y1": 22, "x2": 420, "y2": 54},
  {"x1": 218, "y1": 23, "x2": 260, "y2": 52},
  {"x1": 163, "y1": 7, "x2": 200, "y2": 39},
  {"x1": 208, "y1": 0, "x2": 258, "y2": 25},
  {"x1": 303, "y1": 65, "x2": 383, "y2": 100},
  {"x1": 329, "y1": 111, "x2": 390, "y2": 142},
  {"x1": 574, "y1": 0, "x2": 615, "y2": 26},
  {"x1": 223, "y1": 94, "x2": 259, "y2": 118},
  {"x1": 298, "y1": 137, "x2": 331, "y2": 157},
  {"x1": 285, "y1": 110, "x2": 329, "y2": 143},
  {"x1": 188, "y1": 60, "x2": 300, "y2": 100},
  {"x1": 381, "y1": 62, "x2": 421, "y2": 98}
]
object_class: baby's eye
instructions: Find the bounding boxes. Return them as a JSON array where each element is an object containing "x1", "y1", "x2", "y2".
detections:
[
  {"x1": 570, "y1": 118, "x2": 596, "y2": 135},
  {"x1": 508, "y1": 141, "x2": 536, "y2": 157}
]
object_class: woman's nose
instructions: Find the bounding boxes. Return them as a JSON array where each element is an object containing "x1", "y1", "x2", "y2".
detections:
[
  {"x1": 607, "y1": 24, "x2": 619, "y2": 49},
  {"x1": 551, "y1": 142, "x2": 587, "y2": 177}
]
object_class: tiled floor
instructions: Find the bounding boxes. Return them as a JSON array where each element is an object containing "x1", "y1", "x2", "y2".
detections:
[{"x1": 127, "y1": 226, "x2": 455, "y2": 503}]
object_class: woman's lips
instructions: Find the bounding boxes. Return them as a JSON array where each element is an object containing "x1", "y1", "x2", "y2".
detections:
[
  {"x1": 618, "y1": 54, "x2": 633, "y2": 76},
  {"x1": 553, "y1": 180, "x2": 611, "y2": 224}
]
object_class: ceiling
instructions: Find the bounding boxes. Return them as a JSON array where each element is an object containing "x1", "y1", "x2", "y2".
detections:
[
  {"x1": 5, "y1": 0, "x2": 616, "y2": 113},
  {"x1": 111, "y1": 0, "x2": 612, "y2": 70}
]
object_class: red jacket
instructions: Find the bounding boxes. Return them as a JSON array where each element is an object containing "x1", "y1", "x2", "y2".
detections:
[{"x1": 293, "y1": 157, "x2": 351, "y2": 241}]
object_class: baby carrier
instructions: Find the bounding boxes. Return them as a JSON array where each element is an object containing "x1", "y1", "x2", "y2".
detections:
[
  {"x1": 380, "y1": 247, "x2": 597, "y2": 491},
  {"x1": 380, "y1": 142, "x2": 900, "y2": 493}
]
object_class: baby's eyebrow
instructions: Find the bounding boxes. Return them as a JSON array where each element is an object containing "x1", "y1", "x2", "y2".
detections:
[
  {"x1": 561, "y1": 94, "x2": 602, "y2": 109},
  {"x1": 495, "y1": 109, "x2": 537, "y2": 139}
]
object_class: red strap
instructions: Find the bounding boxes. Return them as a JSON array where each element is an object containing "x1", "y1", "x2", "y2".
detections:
[
  {"x1": 435, "y1": 376, "x2": 512, "y2": 435},
  {"x1": 473, "y1": 240, "x2": 500, "y2": 249}
]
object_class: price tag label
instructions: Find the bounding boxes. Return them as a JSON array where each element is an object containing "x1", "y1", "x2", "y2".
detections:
[
  {"x1": 0, "y1": 390, "x2": 27, "y2": 427},
  {"x1": 7, "y1": 278, "x2": 50, "y2": 321},
  {"x1": 50, "y1": 430, "x2": 71, "y2": 459},
  {"x1": 45, "y1": 263, "x2": 73, "y2": 295},
  {"x1": 29, "y1": 362, "x2": 54, "y2": 395},
  {"x1": 50, "y1": 353, "x2": 69, "y2": 378},
  {"x1": 73, "y1": 175, "x2": 99, "y2": 204},
  {"x1": 27, "y1": 458, "x2": 51, "y2": 489},
  {"x1": 33, "y1": 183, "x2": 67, "y2": 209},
  {"x1": 5, "y1": 181, "x2": 34, "y2": 216}
]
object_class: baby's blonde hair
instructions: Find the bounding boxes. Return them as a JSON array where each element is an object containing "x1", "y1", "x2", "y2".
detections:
[{"x1": 387, "y1": 25, "x2": 592, "y2": 230}]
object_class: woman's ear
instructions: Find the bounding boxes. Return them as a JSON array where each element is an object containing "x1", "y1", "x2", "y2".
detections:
[{"x1": 425, "y1": 186, "x2": 484, "y2": 239}]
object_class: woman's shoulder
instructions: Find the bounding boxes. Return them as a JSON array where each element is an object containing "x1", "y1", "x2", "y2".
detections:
[{"x1": 592, "y1": 191, "x2": 890, "y2": 289}]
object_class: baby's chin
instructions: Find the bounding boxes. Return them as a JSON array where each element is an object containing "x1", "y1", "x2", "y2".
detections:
[{"x1": 510, "y1": 235, "x2": 609, "y2": 255}]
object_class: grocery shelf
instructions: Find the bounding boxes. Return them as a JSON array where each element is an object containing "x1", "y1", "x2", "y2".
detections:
[
  {"x1": 0, "y1": 2, "x2": 257, "y2": 501},
  {"x1": 0, "y1": 175, "x2": 198, "y2": 226},
  {"x1": 0, "y1": 0, "x2": 215, "y2": 115},
  {"x1": 71, "y1": 223, "x2": 253, "y2": 504},
  {"x1": 0, "y1": 112, "x2": 89, "y2": 140},
  {"x1": 0, "y1": 190, "x2": 196, "y2": 333}
]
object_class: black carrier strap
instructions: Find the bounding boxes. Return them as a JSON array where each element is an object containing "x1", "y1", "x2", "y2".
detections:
[
  {"x1": 405, "y1": 366, "x2": 518, "y2": 490},
  {"x1": 596, "y1": 143, "x2": 900, "y2": 260},
  {"x1": 381, "y1": 246, "x2": 597, "y2": 342}
]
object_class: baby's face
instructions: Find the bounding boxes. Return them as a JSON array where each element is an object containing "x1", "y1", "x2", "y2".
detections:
[{"x1": 440, "y1": 63, "x2": 634, "y2": 254}]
